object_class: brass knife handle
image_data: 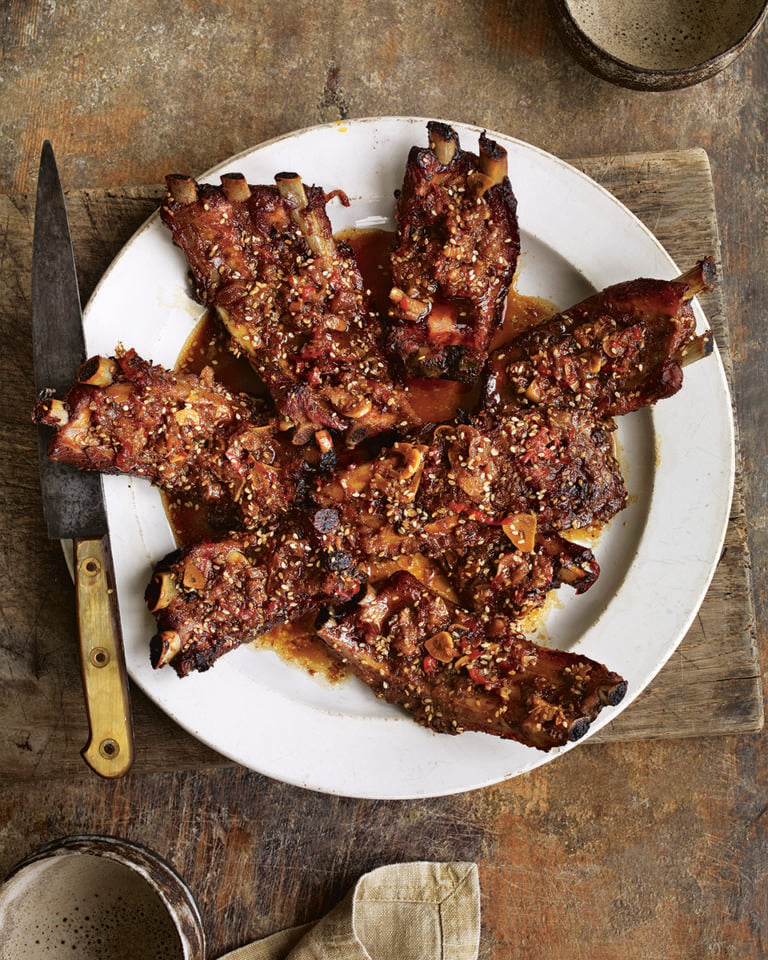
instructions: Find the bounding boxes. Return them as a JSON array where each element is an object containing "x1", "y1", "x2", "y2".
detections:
[{"x1": 74, "y1": 537, "x2": 135, "y2": 778}]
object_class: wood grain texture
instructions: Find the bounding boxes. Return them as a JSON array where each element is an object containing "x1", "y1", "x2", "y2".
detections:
[
  {"x1": 0, "y1": 149, "x2": 760, "y2": 782},
  {"x1": 2, "y1": 4, "x2": 767, "y2": 959}
]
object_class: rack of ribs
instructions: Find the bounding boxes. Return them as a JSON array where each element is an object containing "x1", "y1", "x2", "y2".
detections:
[
  {"x1": 485, "y1": 259, "x2": 715, "y2": 418},
  {"x1": 310, "y1": 406, "x2": 626, "y2": 559},
  {"x1": 161, "y1": 171, "x2": 420, "y2": 448},
  {"x1": 143, "y1": 402, "x2": 612, "y2": 678},
  {"x1": 450, "y1": 529, "x2": 600, "y2": 622},
  {"x1": 316, "y1": 571, "x2": 627, "y2": 751},
  {"x1": 133, "y1": 232, "x2": 714, "y2": 742},
  {"x1": 31, "y1": 118, "x2": 720, "y2": 753},
  {"x1": 146, "y1": 514, "x2": 364, "y2": 676},
  {"x1": 33, "y1": 349, "x2": 307, "y2": 530},
  {"x1": 388, "y1": 122, "x2": 520, "y2": 381}
]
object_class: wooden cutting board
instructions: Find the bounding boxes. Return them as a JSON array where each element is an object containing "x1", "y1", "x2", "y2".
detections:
[{"x1": 0, "y1": 148, "x2": 761, "y2": 781}]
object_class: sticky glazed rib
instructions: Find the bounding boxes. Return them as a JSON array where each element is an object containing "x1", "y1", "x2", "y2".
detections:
[
  {"x1": 485, "y1": 259, "x2": 716, "y2": 419},
  {"x1": 452, "y1": 529, "x2": 600, "y2": 622},
  {"x1": 161, "y1": 171, "x2": 420, "y2": 447},
  {"x1": 316, "y1": 572, "x2": 627, "y2": 751},
  {"x1": 388, "y1": 122, "x2": 521, "y2": 381},
  {"x1": 308, "y1": 407, "x2": 618, "y2": 627},
  {"x1": 146, "y1": 515, "x2": 364, "y2": 676},
  {"x1": 310, "y1": 406, "x2": 626, "y2": 562},
  {"x1": 33, "y1": 349, "x2": 305, "y2": 530},
  {"x1": 361, "y1": 534, "x2": 598, "y2": 627}
]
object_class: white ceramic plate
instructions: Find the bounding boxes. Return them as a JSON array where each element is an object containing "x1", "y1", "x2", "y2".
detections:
[{"x1": 82, "y1": 117, "x2": 734, "y2": 798}]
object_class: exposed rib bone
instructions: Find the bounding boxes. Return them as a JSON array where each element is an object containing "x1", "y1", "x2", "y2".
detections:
[
  {"x1": 166, "y1": 174, "x2": 198, "y2": 204},
  {"x1": 427, "y1": 121, "x2": 459, "y2": 165},
  {"x1": 677, "y1": 330, "x2": 714, "y2": 367},
  {"x1": 220, "y1": 172, "x2": 251, "y2": 202},
  {"x1": 78, "y1": 356, "x2": 118, "y2": 387},
  {"x1": 146, "y1": 571, "x2": 179, "y2": 612},
  {"x1": 151, "y1": 630, "x2": 181, "y2": 669},
  {"x1": 34, "y1": 396, "x2": 69, "y2": 427},
  {"x1": 676, "y1": 257, "x2": 716, "y2": 299},
  {"x1": 275, "y1": 172, "x2": 336, "y2": 261},
  {"x1": 478, "y1": 131, "x2": 509, "y2": 186}
]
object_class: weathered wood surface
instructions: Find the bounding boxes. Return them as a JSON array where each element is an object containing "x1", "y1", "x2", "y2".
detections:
[
  {"x1": 0, "y1": 149, "x2": 760, "y2": 783},
  {"x1": 3, "y1": 5, "x2": 768, "y2": 958}
]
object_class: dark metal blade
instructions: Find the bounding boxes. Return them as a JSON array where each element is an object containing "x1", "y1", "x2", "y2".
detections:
[{"x1": 33, "y1": 140, "x2": 107, "y2": 540}]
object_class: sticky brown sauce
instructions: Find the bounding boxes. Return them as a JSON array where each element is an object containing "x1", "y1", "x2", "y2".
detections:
[
  {"x1": 166, "y1": 229, "x2": 556, "y2": 681},
  {"x1": 257, "y1": 613, "x2": 348, "y2": 683},
  {"x1": 339, "y1": 228, "x2": 557, "y2": 423}
]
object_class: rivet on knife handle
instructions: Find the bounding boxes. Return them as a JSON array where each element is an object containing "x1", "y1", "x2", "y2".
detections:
[{"x1": 75, "y1": 537, "x2": 135, "y2": 777}]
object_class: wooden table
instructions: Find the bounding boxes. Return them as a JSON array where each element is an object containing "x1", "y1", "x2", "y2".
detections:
[{"x1": 2, "y1": 4, "x2": 767, "y2": 957}]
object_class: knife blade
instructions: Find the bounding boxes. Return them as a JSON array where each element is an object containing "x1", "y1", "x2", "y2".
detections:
[{"x1": 33, "y1": 140, "x2": 134, "y2": 778}]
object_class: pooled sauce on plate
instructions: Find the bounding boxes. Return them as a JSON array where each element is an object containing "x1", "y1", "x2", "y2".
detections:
[{"x1": 167, "y1": 228, "x2": 556, "y2": 680}]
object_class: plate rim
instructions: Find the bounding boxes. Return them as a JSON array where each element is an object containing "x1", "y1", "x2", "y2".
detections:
[{"x1": 80, "y1": 115, "x2": 735, "y2": 798}]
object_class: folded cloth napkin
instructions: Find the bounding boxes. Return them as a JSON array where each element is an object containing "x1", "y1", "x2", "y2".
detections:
[{"x1": 219, "y1": 861, "x2": 480, "y2": 960}]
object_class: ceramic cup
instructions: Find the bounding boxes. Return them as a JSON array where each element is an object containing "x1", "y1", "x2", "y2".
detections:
[
  {"x1": 0, "y1": 836, "x2": 205, "y2": 959},
  {"x1": 551, "y1": 0, "x2": 768, "y2": 89}
]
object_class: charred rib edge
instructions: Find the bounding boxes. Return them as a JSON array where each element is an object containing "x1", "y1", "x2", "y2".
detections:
[
  {"x1": 599, "y1": 680, "x2": 629, "y2": 707},
  {"x1": 676, "y1": 257, "x2": 716, "y2": 299},
  {"x1": 427, "y1": 121, "x2": 459, "y2": 165}
]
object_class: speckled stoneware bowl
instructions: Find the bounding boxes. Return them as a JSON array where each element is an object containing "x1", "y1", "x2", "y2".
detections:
[
  {"x1": 551, "y1": 0, "x2": 768, "y2": 89},
  {"x1": 0, "y1": 836, "x2": 205, "y2": 959}
]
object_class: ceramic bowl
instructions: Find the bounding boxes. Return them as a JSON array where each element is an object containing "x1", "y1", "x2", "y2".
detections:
[
  {"x1": 0, "y1": 836, "x2": 206, "y2": 959},
  {"x1": 551, "y1": 0, "x2": 768, "y2": 90}
]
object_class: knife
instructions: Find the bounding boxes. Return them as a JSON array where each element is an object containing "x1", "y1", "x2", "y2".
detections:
[{"x1": 32, "y1": 140, "x2": 135, "y2": 778}]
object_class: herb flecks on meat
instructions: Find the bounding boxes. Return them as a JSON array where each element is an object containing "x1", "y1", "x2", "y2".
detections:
[
  {"x1": 33, "y1": 349, "x2": 304, "y2": 530},
  {"x1": 317, "y1": 571, "x2": 627, "y2": 752},
  {"x1": 162, "y1": 171, "x2": 420, "y2": 448},
  {"x1": 485, "y1": 259, "x2": 715, "y2": 418},
  {"x1": 388, "y1": 122, "x2": 521, "y2": 381}
]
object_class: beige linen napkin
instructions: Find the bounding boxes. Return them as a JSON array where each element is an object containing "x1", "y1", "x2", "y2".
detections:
[{"x1": 219, "y1": 861, "x2": 480, "y2": 960}]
